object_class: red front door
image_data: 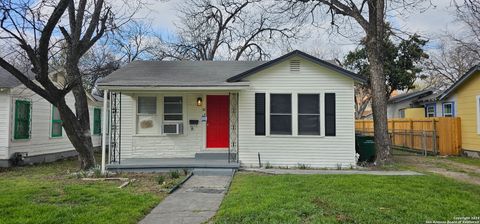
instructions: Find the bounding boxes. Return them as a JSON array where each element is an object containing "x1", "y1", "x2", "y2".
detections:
[{"x1": 206, "y1": 95, "x2": 229, "y2": 148}]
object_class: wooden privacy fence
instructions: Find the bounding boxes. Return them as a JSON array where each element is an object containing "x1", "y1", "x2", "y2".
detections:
[{"x1": 355, "y1": 118, "x2": 462, "y2": 156}]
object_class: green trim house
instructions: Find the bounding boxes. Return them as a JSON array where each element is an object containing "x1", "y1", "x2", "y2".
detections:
[{"x1": 0, "y1": 68, "x2": 105, "y2": 167}]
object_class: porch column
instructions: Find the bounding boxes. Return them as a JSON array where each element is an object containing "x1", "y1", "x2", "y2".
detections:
[{"x1": 101, "y1": 89, "x2": 109, "y2": 174}]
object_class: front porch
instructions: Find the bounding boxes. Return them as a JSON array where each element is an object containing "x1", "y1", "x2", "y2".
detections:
[{"x1": 100, "y1": 90, "x2": 241, "y2": 172}]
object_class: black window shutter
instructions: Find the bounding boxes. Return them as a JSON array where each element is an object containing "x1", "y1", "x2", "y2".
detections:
[
  {"x1": 325, "y1": 93, "x2": 336, "y2": 136},
  {"x1": 255, "y1": 93, "x2": 265, "y2": 135}
]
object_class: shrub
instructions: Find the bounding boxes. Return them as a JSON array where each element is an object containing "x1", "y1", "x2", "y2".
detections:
[
  {"x1": 297, "y1": 163, "x2": 310, "y2": 170},
  {"x1": 169, "y1": 170, "x2": 180, "y2": 179},
  {"x1": 265, "y1": 162, "x2": 273, "y2": 169},
  {"x1": 156, "y1": 175, "x2": 165, "y2": 185}
]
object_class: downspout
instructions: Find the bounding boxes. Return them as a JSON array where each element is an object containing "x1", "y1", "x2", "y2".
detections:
[{"x1": 101, "y1": 90, "x2": 109, "y2": 174}]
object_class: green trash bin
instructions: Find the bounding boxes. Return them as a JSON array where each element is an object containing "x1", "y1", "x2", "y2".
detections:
[{"x1": 355, "y1": 135, "x2": 376, "y2": 163}]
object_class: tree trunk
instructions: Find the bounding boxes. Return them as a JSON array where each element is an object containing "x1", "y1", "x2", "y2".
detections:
[
  {"x1": 60, "y1": 60, "x2": 96, "y2": 169},
  {"x1": 366, "y1": 0, "x2": 392, "y2": 165}
]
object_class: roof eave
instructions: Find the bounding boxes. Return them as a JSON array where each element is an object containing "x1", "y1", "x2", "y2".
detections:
[
  {"x1": 226, "y1": 50, "x2": 366, "y2": 83},
  {"x1": 97, "y1": 84, "x2": 250, "y2": 91},
  {"x1": 439, "y1": 65, "x2": 480, "y2": 100}
]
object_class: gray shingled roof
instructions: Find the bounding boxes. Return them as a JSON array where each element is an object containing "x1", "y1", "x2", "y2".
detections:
[
  {"x1": 98, "y1": 61, "x2": 267, "y2": 87},
  {"x1": 1, "y1": 67, "x2": 24, "y2": 88},
  {"x1": 388, "y1": 89, "x2": 433, "y2": 104}
]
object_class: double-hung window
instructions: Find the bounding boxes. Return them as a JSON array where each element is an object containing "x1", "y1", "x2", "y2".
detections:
[
  {"x1": 51, "y1": 106, "x2": 62, "y2": 137},
  {"x1": 14, "y1": 100, "x2": 31, "y2": 140},
  {"x1": 425, "y1": 104, "x2": 436, "y2": 117},
  {"x1": 270, "y1": 94, "x2": 292, "y2": 135},
  {"x1": 164, "y1": 97, "x2": 183, "y2": 121},
  {"x1": 93, "y1": 108, "x2": 101, "y2": 135},
  {"x1": 298, "y1": 94, "x2": 320, "y2": 135},
  {"x1": 137, "y1": 96, "x2": 157, "y2": 134},
  {"x1": 442, "y1": 103, "x2": 454, "y2": 117}
]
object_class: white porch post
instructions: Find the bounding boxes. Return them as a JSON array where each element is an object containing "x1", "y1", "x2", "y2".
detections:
[{"x1": 101, "y1": 89, "x2": 109, "y2": 174}]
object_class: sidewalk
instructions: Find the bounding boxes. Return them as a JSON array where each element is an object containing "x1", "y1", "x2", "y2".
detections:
[{"x1": 139, "y1": 174, "x2": 232, "y2": 224}]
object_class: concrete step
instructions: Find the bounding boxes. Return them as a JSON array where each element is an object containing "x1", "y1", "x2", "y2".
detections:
[
  {"x1": 193, "y1": 168, "x2": 236, "y2": 176},
  {"x1": 195, "y1": 152, "x2": 236, "y2": 160}
]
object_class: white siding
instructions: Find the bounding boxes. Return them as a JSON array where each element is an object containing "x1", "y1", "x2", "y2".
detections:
[
  {"x1": 119, "y1": 93, "x2": 207, "y2": 159},
  {"x1": 0, "y1": 90, "x2": 11, "y2": 159},
  {"x1": 237, "y1": 56, "x2": 356, "y2": 168},
  {"x1": 7, "y1": 85, "x2": 102, "y2": 158}
]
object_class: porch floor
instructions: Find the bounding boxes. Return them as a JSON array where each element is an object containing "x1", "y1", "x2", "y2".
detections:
[{"x1": 106, "y1": 158, "x2": 239, "y2": 172}]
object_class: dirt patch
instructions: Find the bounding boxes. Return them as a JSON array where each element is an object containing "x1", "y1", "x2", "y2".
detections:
[{"x1": 395, "y1": 155, "x2": 480, "y2": 185}]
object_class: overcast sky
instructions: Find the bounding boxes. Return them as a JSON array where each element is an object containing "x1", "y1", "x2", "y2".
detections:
[{"x1": 134, "y1": 0, "x2": 461, "y2": 60}]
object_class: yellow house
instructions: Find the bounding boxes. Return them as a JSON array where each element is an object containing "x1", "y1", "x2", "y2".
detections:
[{"x1": 440, "y1": 64, "x2": 480, "y2": 157}]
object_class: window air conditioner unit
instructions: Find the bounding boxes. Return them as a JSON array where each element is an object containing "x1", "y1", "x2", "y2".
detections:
[{"x1": 163, "y1": 123, "x2": 183, "y2": 134}]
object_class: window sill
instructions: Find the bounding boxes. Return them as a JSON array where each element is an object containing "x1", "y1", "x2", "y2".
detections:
[
  {"x1": 266, "y1": 135, "x2": 325, "y2": 138},
  {"x1": 12, "y1": 138, "x2": 30, "y2": 142},
  {"x1": 133, "y1": 134, "x2": 185, "y2": 137},
  {"x1": 50, "y1": 136, "x2": 63, "y2": 139}
]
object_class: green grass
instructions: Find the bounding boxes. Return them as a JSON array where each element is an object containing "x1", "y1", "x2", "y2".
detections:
[
  {"x1": 0, "y1": 159, "x2": 164, "y2": 224},
  {"x1": 445, "y1": 156, "x2": 480, "y2": 167},
  {"x1": 214, "y1": 173, "x2": 480, "y2": 224}
]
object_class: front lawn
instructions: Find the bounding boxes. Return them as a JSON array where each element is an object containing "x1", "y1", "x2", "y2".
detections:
[
  {"x1": 0, "y1": 158, "x2": 167, "y2": 224},
  {"x1": 214, "y1": 173, "x2": 480, "y2": 223}
]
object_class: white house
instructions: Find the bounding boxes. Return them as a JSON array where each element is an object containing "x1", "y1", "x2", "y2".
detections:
[
  {"x1": 98, "y1": 50, "x2": 365, "y2": 170},
  {"x1": 0, "y1": 68, "x2": 104, "y2": 167}
]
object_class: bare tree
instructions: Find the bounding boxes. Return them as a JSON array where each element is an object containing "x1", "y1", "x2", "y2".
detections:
[
  {"x1": 0, "y1": 0, "x2": 139, "y2": 169},
  {"x1": 281, "y1": 0, "x2": 431, "y2": 165},
  {"x1": 423, "y1": 0, "x2": 479, "y2": 90},
  {"x1": 154, "y1": 0, "x2": 302, "y2": 61},
  {"x1": 112, "y1": 21, "x2": 154, "y2": 62},
  {"x1": 452, "y1": 0, "x2": 480, "y2": 59},
  {"x1": 423, "y1": 40, "x2": 479, "y2": 90}
]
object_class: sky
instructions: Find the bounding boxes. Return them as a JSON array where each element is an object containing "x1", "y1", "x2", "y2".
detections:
[{"x1": 132, "y1": 0, "x2": 461, "y2": 60}]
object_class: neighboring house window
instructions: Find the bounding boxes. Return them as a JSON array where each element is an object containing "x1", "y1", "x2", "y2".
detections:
[
  {"x1": 93, "y1": 108, "x2": 101, "y2": 135},
  {"x1": 164, "y1": 96, "x2": 183, "y2": 121},
  {"x1": 137, "y1": 96, "x2": 157, "y2": 134},
  {"x1": 298, "y1": 94, "x2": 320, "y2": 135},
  {"x1": 270, "y1": 94, "x2": 292, "y2": 135},
  {"x1": 51, "y1": 106, "x2": 62, "y2": 137},
  {"x1": 325, "y1": 93, "x2": 336, "y2": 136},
  {"x1": 477, "y1": 96, "x2": 480, "y2": 134},
  {"x1": 399, "y1": 109, "x2": 405, "y2": 118},
  {"x1": 442, "y1": 102, "x2": 454, "y2": 117},
  {"x1": 14, "y1": 100, "x2": 31, "y2": 140},
  {"x1": 255, "y1": 93, "x2": 266, "y2": 136},
  {"x1": 425, "y1": 104, "x2": 436, "y2": 117}
]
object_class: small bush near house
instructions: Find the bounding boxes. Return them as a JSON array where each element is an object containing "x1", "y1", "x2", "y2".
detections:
[
  {"x1": 297, "y1": 163, "x2": 310, "y2": 169},
  {"x1": 169, "y1": 170, "x2": 180, "y2": 179},
  {"x1": 265, "y1": 162, "x2": 273, "y2": 169},
  {"x1": 156, "y1": 175, "x2": 165, "y2": 185}
]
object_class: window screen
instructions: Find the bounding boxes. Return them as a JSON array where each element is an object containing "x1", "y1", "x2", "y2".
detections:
[
  {"x1": 164, "y1": 96, "x2": 183, "y2": 121},
  {"x1": 93, "y1": 108, "x2": 101, "y2": 135},
  {"x1": 425, "y1": 104, "x2": 435, "y2": 117},
  {"x1": 325, "y1": 93, "x2": 336, "y2": 136},
  {"x1": 14, "y1": 100, "x2": 31, "y2": 140},
  {"x1": 298, "y1": 94, "x2": 320, "y2": 135},
  {"x1": 51, "y1": 106, "x2": 62, "y2": 137},
  {"x1": 270, "y1": 94, "x2": 292, "y2": 135},
  {"x1": 443, "y1": 103, "x2": 454, "y2": 117},
  {"x1": 255, "y1": 93, "x2": 265, "y2": 135},
  {"x1": 137, "y1": 97, "x2": 157, "y2": 114}
]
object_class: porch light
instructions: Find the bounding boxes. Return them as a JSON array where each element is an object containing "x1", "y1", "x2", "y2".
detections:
[{"x1": 196, "y1": 97, "x2": 203, "y2": 106}]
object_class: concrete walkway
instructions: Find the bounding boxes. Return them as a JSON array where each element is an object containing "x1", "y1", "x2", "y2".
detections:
[
  {"x1": 244, "y1": 168, "x2": 423, "y2": 176},
  {"x1": 139, "y1": 174, "x2": 232, "y2": 224}
]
